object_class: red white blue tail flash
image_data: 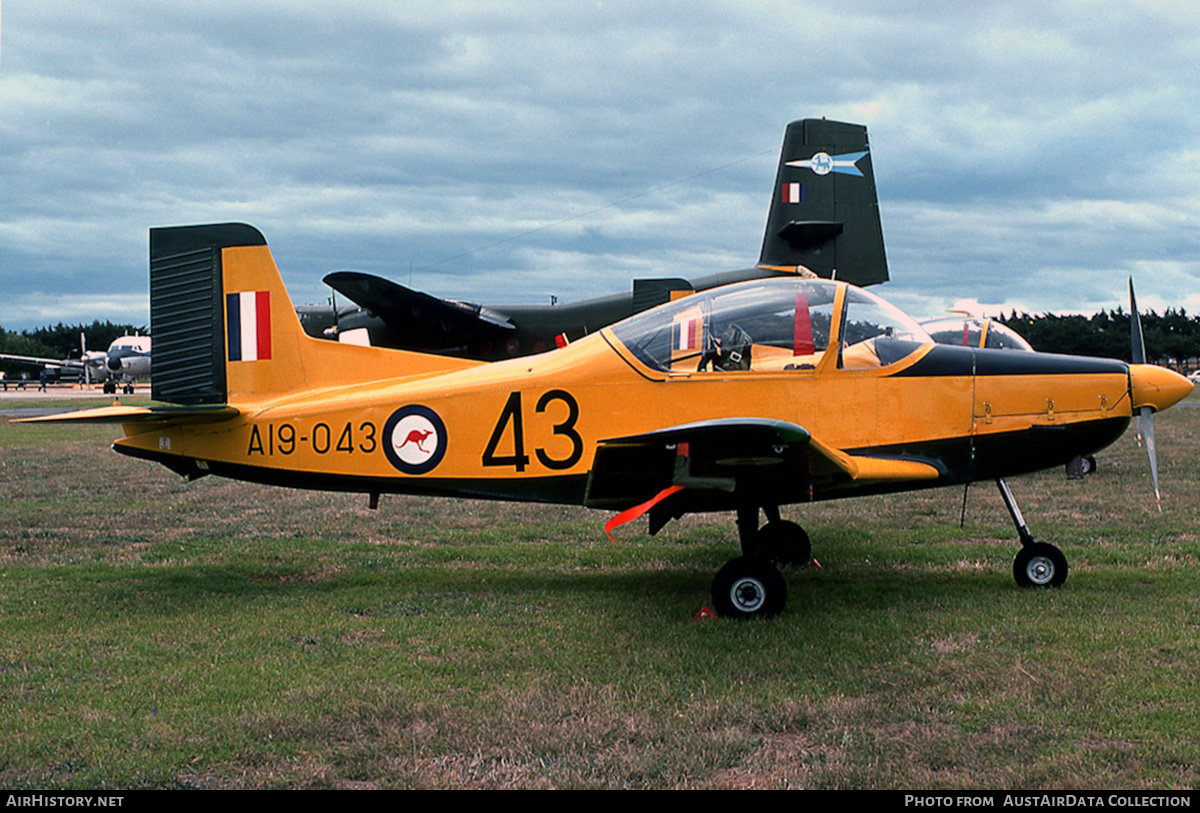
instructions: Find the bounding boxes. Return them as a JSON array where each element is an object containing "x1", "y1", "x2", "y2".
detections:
[{"x1": 227, "y1": 291, "x2": 272, "y2": 362}]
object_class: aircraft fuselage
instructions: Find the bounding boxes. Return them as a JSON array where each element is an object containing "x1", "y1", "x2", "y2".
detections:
[{"x1": 114, "y1": 310, "x2": 1141, "y2": 513}]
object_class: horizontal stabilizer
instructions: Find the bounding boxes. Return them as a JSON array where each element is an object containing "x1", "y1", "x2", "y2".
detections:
[
  {"x1": 776, "y1": 221, "x2": 844, "y2": 251},
  {"x1": 14, "y1": 404, "x2": 241, "y2": 425}
]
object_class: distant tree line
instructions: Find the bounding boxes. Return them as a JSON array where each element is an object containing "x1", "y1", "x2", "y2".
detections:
[
  {"x1": 3, "y1": 311, "x2": 1198, "y2": 376},
  {"x1": 996, "y1": 308, "x2": 1198, "y2": 369},
  {"x1": 0, "y1": 321, "x2": 147, "y2": 375}
]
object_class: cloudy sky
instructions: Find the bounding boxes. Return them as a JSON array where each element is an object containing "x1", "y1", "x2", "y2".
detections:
[{"x1": 2, "y1": 1, "x2": 1199, "y2": 333}]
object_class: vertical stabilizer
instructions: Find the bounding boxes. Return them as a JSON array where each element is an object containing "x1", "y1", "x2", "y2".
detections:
[
  {"x1": 758, "y1": 119, "x2": 888, "y2": 287},
  {"x1": 150, "y1": 223, "x2": 480, "y2": 407},
  {"x1": 150, "y1": 224, "x2": 259, "y2": 405}
]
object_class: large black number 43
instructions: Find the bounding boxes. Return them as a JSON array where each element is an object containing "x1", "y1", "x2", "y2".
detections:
[{"x1": 482, "y1": 390, "x2": 583, "y2": 471}]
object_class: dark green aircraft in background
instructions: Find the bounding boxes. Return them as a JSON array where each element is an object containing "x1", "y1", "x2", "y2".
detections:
[{"x1": 296, "y1": 118, "x2": 889, "y2": 360}]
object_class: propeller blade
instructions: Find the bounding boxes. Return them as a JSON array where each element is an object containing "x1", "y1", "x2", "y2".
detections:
[
  {"x1": 1130, "y1": 279, "x2": 1146, "y2": 444},
  {"x1": 1130, "y1": 277, "x2": 1146, "y2": 365},
  {"x1": 1130, "y1": 278, "x2": 1162, "y2": 511},
  {"x1": 1141, "y1": 405, "x2": 1161, "y2": 512}
]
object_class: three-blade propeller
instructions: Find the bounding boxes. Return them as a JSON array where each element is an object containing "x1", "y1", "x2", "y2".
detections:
[{"x1": 1129, "y1": 278, "x2": 1162, "y2": 511}]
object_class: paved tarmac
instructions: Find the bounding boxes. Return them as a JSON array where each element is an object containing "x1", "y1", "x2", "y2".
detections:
[
  {"x1": 0, "y1": 383, "x2": 149, "y2": 417},
  {"x1": 0, "y1": 383, "x2": 145, "y2": 400}
]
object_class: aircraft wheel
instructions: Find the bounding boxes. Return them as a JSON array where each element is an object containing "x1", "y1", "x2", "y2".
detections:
[
  {"x1": 1081, "y1": 456, "x2": 1097, "y2": 476},
  {"x1": 712, "y1": 556, "x2": 787, "y2": 619},
  {"x1": 756, "y1": 520, "x2": 811, "y2": 567},
  {"x1": 103, "y1": 380, "x2": 115, "y2": 394},
  {"x1": 1013, "y1": 543, "x2": 1068, "y2": 588}
]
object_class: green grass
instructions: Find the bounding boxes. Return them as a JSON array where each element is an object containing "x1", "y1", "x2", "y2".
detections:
[{"x1": 1, "y1": 402, "x2": 1199, "y2": 788}]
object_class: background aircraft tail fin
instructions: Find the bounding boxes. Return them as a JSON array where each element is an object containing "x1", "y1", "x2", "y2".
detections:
[
  {"x1": 150, "y1": 223, "x2": 479, "y2": 406},
  {"x1": 757, "y1": 118, "x2": 889, "y2": 287}
]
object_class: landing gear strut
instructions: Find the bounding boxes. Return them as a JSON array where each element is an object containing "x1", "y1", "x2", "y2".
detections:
[
  {"x1": 711, "y1": 505, "x2": 809, "y2": 619},
  {"x1": 737, "y1": 505, "x2": 811, "y2": 567},
  {"x1": 996, "y1": 479, "x2": 1068, "y2": 588}
]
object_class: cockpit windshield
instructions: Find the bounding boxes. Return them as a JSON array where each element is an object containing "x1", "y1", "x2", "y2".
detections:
[
  {"x1": 921, "y1": 317, "x2": 1034, "y2": 351},
  {"x1": 609, "y1": 278, "x2": 932, "y2": 374}
]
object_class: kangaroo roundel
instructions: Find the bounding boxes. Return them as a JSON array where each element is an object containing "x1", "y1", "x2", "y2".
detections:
[{"x1": 383, "y1": 405, "x2": 447, "y2": 474}]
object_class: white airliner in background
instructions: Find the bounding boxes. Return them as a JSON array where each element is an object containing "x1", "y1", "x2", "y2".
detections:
[{"x1": 1, "y1": 334, "x2": 151, "y2": 393}]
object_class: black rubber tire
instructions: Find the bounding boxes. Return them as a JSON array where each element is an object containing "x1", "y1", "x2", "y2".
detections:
[
  {"x1": 1013, "y1": 542, "x2": 1068, "y2": 588},
  {"x1": 712, "y1": 556, "x2": 787, "y2": 619},
  {"x1": 756, "y1": 520, "x2": 811, "y2": 567}
]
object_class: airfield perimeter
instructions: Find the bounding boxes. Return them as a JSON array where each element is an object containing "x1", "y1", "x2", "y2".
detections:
[
  {"x1": 1, "y1": 390, "x2": 1198, "y2": 788},
  {"x1": 0, "y1": 382, "x2": 148, "y2": 409}
]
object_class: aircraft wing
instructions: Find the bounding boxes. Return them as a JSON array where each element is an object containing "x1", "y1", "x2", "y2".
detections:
[
  {"x1": 0, "y1": 353, "x2": 84, "y2": 369},
  {"x1": 324, "y1": 271, "x2": 514, "y2": 352},
  {"x1": 584, "y1": 417, "x2": 940, "y2": 511}
]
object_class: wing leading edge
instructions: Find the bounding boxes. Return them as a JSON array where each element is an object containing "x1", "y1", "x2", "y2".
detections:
[{"x1": 324, "y1": 271, "x2": 514, "y2": 354}]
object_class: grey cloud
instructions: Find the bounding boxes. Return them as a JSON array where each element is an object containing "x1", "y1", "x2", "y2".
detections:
[{"x1": 2, "y1": 1, "x2": 1199, "y2": 331}]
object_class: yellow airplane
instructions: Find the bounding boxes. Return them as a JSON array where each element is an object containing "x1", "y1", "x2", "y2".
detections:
[{"x1": 21, "y1": 224, "x2": 1193, "y2": 618}]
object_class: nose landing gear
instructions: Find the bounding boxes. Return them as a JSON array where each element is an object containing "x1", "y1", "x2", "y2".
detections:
[{"x1": 997, "y1": 479, "x2": 1068, "y2": 588}]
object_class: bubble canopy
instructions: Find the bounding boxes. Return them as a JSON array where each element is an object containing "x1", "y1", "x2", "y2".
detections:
[
  {"x1": 921, "y1": 316, "x2": 1034, "y2": 352},
  {"x1": 609, "y1": 278, "x2": 933, "y2": 374}
]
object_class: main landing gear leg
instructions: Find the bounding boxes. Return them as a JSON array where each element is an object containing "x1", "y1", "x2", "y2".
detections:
[
  {"x1": 712, "y1": 504, "x2": 810, "y2": 621},
  {"x1": 996, "y1": 478, "x2": 1068, "y2": 588},
  {"x1": 736, "y1": 504, "x2": 760, "y2": 557},
  {"x1": 736, "y1": 505, "x2": 811, "y2": 567}
]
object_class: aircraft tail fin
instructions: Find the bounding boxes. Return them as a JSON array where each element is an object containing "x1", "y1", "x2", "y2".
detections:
[
  {"x1": 757, "y1": 119, "x2": 888, "y2": 287},
  {"x1": 150, "y1": 223, "x2": 480, "y2": 406}
]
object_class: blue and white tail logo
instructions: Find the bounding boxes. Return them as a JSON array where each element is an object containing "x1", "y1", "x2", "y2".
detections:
[{"x1": 787, "y1": 151, "x2": 868, "y2": 178}]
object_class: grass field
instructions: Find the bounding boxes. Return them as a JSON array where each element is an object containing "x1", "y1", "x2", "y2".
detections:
[{"x1": 1, "y1": 397, "x2": 1198, "y2": 789}]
